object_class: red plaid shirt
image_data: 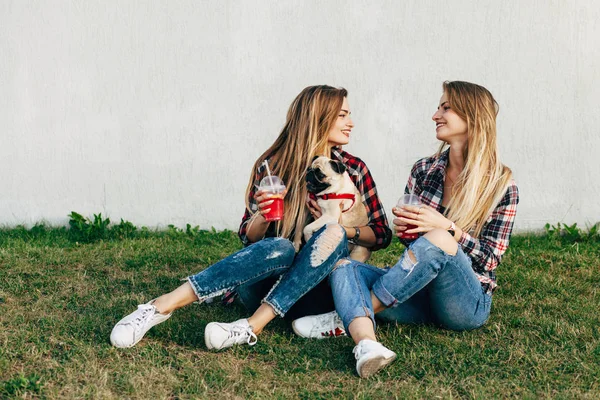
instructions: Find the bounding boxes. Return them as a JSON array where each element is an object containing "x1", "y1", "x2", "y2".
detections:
[
  {"x1": 405, "y1": 149, "x2": 519, "y2": 291},
  {"x1": 239, "y1": 148, "x2": 392, "y2": 251}
]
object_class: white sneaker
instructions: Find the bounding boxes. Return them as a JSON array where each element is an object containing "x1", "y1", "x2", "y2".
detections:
[
  {"x1": 204, "y1": 319, "x2": 258, "y2": 350},
  {"x1": 292, "y1": 311, "x2": 346, "y2": 339},
  {"x1": 353, "y1": 339, "x2": 397, "y2": 378},
  {"x1": 110, "y1": 301, "x2": 172, "y2": 348}
]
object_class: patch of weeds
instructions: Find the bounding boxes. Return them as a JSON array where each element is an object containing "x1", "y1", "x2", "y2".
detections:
[
  {"x1": 28, "y1": 223, "x2": 49, "y2": 238},
  {"x1": 167, "y1": 224, "x2": 181, "y2": 236},
  {"x1": 67, "y1": 212, "x2": 141, "y2": 242},
  {"x1": 111, "y1": 219, "x2": 137, "y2": 239},
  {"x1": 544, "y1": 222, "x2": 600, "y2": 243},
  {"x1": 68, "y1": 211, "x2": 111, "y2": 243},
  {"x1": 0, "y1": 373, "x2": 44, "y2": 398},
  {"x1": 167, "y1": 223, "x2": 201, "y2": 238},
  {"x1": 186, "y1": 223, "x2": 200, "y2": 237}
]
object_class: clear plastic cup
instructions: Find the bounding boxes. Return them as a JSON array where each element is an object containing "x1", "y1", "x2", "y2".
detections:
[
  {"x1": 396, "y1": 194, "x2": 422, "y2": 239},
  {"x1": 258, "y1": 176, "x2": 286, "y2": 221}
]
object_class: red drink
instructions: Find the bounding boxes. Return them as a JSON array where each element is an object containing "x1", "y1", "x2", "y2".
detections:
[
  {"x1": 400, "y1": 224, "x2": 419, "y2": 240},
  {"x1": 262, "y1": 195, "x2": 284, "y2": 221},
  {"x1": 396, "y1": 194, "x2": 422, "y2": 240},
  {"x1": 258, "y1": 175, "x2": 286, "y2": 222}
]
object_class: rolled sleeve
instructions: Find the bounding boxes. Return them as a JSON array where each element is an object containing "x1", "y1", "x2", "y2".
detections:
[{"x1": 458, "y1": 182, "x2": 519, "y2": 272}]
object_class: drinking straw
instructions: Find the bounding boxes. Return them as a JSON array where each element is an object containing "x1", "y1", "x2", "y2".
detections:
[{"x1": 263, "y1": 160, "x2": 275, "y2": 188}]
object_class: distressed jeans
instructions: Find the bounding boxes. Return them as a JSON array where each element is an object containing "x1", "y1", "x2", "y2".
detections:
[
  {"x1": 187, "y1": 224, "x2": 349, "y2": 317},
  {"x1": 330, "y1": 236, "x2": 492, "y2": 332}
]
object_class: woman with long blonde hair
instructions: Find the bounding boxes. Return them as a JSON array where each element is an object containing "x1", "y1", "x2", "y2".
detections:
[
  {"x1": 110, "y1": 85, "x2": 391, "y2": 350},
  {"x1": 294, "y1": 81, "x2": 519, "y2": 378}
]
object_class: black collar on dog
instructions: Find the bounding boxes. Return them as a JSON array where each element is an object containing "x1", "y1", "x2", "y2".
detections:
[{"x1": 308, "y1": 192, "x2": 356, "y2": 213}]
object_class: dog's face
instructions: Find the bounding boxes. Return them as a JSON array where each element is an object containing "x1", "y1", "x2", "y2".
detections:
[{"x1": 305, "y1": 156, "x2": 347, "y2": 194}]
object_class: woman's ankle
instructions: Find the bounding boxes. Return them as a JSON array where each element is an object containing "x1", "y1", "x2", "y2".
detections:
[
  {"x1": 247, "y1": 303, "x2": 277, "y2": 334},
  {"x1": 152, "y1": 296, "x2": 173, "y2": 315},
  {"x1": 152, "y1": 282, "x2": 199, "y2": 315},
  {"x1": 348, "y1": 317, "x2": 377, "y2": 345}
]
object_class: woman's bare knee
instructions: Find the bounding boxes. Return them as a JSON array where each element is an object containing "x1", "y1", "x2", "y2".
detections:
[
  {"x1": 334, "y1": 258, "x2": 352, "y2": 269},
  {"x1": 310, "y1": 224, "x2": 345, "y2": 267},
  {"x1": 406, "y1": 249, "x2": 417, "y2": 263},
  {"x1": 423, "y1": 229, "x2": 458, "y2": 255}
]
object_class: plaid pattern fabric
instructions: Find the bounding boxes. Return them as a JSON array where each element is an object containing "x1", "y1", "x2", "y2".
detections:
[
  {"x1": 405, "y1": 149, "x2": 519, "y2": 291},
  {"x1": 238, "y1": 148, "x2": 392, "y2": 251}
]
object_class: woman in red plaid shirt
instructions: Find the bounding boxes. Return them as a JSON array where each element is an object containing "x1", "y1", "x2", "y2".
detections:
[
  {"x1": 110, "y1": 85, "x2": 392, "y2": 351},
  {"x1": 294, "y1": 81, "x2": 519, "y2": 378}
]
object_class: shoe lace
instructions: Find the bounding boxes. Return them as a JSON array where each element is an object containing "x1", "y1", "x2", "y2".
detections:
[
  {"x1": 352, "y1": 343, "x2": 364, "y2": 360},
  {"x1": 333, "y1": 314, "x2": 343, "y2": 327},
  {"x1": 353, "y1": 340, "x2": 380, "y2": 360},
  {"x1": 127, "y1": 304, "x2": 155, "y2": 334},
  {"x1": 229, "y1": 324, "x2": 258, "y2": 346},
  {"x1": 313, "y1": 312, "x2": 343, "y2": 334}
]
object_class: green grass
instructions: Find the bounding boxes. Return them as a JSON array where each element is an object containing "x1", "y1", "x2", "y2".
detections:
[{"x1": 0, "y1": 226, "x2": 598, "y2": 399}]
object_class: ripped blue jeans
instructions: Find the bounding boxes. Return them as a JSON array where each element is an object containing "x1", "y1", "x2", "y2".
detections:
[
  {"x1": 330, "y1": 236, "x2": 492, "y2": 332},
  {"x1": 187, "y1": 224, "x2": 349, "y2": 317}
]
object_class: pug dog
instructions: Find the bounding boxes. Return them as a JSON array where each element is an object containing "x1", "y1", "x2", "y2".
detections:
[{"x1": 303, "y1": 156, "x2": 371, "y2": 262}]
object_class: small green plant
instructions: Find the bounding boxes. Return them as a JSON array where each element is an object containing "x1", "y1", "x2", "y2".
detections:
[
  {"x1": 544, "y1": 222, "x2": 581, "y2": 241},
  {"x1": 186, "y1": 223, "x2": 200, "y2": 237},
  {"x1": 28, "y1": 223, "x2": 49, "y2": 237},
  {"x1": 167, "y1": 223, "x2": 201, "y2": 238},
  {"x1": 112, "y1": 218, "x2": 137, "y2": 239},
  {"x1": 68, "y1": 211, "x2": 110, "y2": 243},
  {"x1": 587, "y1": 222, "x2": 599, "y2": 239},
  {"x1": 167, "y1": 224, "x2": 183, "y2": 236},
  {"x1": 68, "y1": 212, "x2": 143, "y2": 242},
  {"x1": 544, "y1": 222, "x2": 599, "y2": 242},
  {"x1": 66, "y1": 212, "x2": 208, "y2": 242}
]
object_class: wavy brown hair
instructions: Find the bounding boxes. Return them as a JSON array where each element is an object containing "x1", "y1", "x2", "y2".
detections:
[
  {"x1": 245, "y1": 85, "x2": 348, "y2": 243},
  {"x1": 439, "y1": 81, "x2": 513, "y2": 237}
]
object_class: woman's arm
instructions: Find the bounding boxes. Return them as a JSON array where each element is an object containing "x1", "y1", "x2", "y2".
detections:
[
  {"x1": 343, "y1": 225, "x2": 377, "y2": 247},
  {"x1": 238, "y1": 203, "x2": 263, "y2": 246},
  {"x1": 350, "y1": 159, "x2": 392, "y2": 250},
  {"x1": 394, "y1": 157, "x2": 429, "y2": 246},
  {"x1": 243, "y1": 204, "x2": 271, "y2": 244},
  {"x1": 398, "y1": 181, "x2": 519, "y2": 272},
  {"x1": 455, "y1": 182, "x2": 519, "y2": 272},
  {"x1": 238, "y1": 167, "x2": 276, "y2": 245}
]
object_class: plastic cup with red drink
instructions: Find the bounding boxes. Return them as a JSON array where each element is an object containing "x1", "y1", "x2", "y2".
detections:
[
  {"x1": 396, "y1": 194, "x2": 422, "y2": 239},
  {"x1": 258, "y1": 176, "x2": 286, "y2": 222}
]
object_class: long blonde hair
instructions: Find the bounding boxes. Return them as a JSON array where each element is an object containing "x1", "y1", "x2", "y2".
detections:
[
  {"x1": 245, "y1": 85, "x2": 347, "y2": 241},
  {"x1": 440, "y1": 81, "x2": 513, "y2": 237}
]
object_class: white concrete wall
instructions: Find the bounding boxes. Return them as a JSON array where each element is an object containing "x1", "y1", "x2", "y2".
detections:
[{"x1": 1, "y1": 0, "x2": 599, "y2": 232}]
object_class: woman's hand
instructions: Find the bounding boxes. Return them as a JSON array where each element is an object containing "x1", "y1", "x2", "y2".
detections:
[
  {"x1": 306, "y1": 196, "x2": 323, "y2": 220},
  {"x1": 394, "y1": 204, "x2": 451, "y2": 235},
  {"x1": 255, "y1": 189, "x2": 287, "y2": 218},
  {"x1": 306, "y1": 196, "x2": 346, "y2": 222},
  {"x1": 391, "y1": 207, "x2": 409, "y2": 237}
]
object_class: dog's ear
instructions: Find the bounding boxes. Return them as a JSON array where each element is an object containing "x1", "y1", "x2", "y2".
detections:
[
  {"x1": 311, "y1": 156, "x2": 319, "y2": 163},
  {"x1": 329, "y1": 160, "x2": 347, "y2": 174}
]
